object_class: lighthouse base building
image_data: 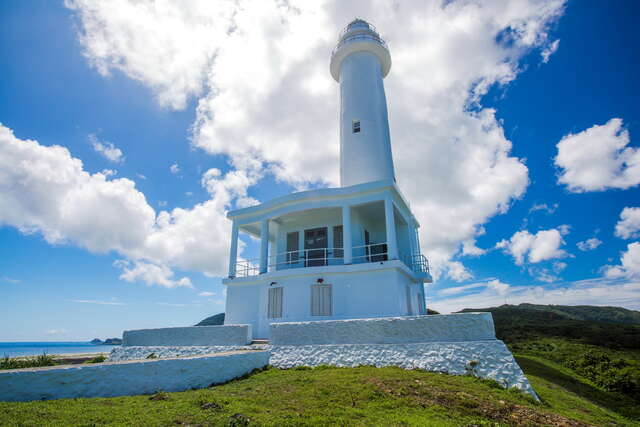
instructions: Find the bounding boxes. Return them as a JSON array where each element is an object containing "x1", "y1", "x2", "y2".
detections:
[{"x1": 223, "y1": 180, "x2": 431, "y2": 338}]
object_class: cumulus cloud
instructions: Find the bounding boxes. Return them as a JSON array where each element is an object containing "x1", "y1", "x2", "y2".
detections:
[
  {"x1": 115, "y1": 260, "x2": 192, "y2": 288},
  {"x1": 66, "y1": 0, "x2": 565, "y2": 280},
  {"x1": 577, "y1": 237, "x2": 602, "y2": 251},
  {"x1": 170, "y1": 163, "x2": 180, "y2": 174},
  {"x1": 496, "y1": 227, "x2": 568, "y2": 265},
  {"x1": 0, "y1": 124, "x2": 253, "y2": 287},
  {"x1": 615, "y1": 207, "x2": 640, "y2": 240},
  {"x1": 198, "y1": 291, "x2": 215, "y2": 297},
  {"x1": 554, "y1": 118, "x2": 640, "y2": 192},
  {"x1": 89, "y1": 133, "x2": 124, "y2": 163},
  {"x1": 604, "y1": 242, "x2": 640, "y2": 279},
  {"x1": 430, "y1": 277, "x2": 640, "y2": 313}
]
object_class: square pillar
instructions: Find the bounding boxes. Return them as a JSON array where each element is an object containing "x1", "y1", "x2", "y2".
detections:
[
  {"x1": 228, "y1": 222, "x2": 239, "y2": 278},
  {"x1": 260, "y1": 219, "x2": 269, "y2": 274},
  {"x1": 342, "y1": 205, "x2": 352, "y2": 264},
  {"x1": 384, "y1": 196, "x2": 399, "y2": 260}
]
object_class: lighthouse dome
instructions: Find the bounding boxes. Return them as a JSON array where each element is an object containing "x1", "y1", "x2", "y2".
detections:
[{"x1": 330, "y1": 19, "x2": 391, "y2": 82}]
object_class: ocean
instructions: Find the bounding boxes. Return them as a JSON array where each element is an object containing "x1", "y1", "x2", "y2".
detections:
[{"x1": 0, "y1": 342, "x2": 118, "y2": 358}]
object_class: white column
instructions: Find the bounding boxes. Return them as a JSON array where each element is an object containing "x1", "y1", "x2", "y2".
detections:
[
  {"x1": 228, "y1": 222, "x2": 239, "y2": 278},
  {"x1": 342, "y1": 205, "x2": 352, "y2": 264},
  {"x1": 384, "y1": 197, "x2": 399, "y2": 260},
  {"x1": 260, "y1": 219, "x2": 269, "y2": 274}
]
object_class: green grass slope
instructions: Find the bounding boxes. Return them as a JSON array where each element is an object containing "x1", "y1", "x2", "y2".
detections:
[{"x1": 0, "y1": 365, "x2": 634, "y2": 426}]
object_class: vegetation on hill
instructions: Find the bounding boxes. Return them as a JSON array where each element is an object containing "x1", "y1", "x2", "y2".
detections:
[
  {"x1": 195, "y1": 312, "x2": 225, "y2": 326},
  {"x1": 1, "y1": 365, "x2": 634, "y2": 426},
  {"x1": 0, "y1": 353, "x2": 56, "y2": 370},
  {"x1": 459, "y1": 303, "x2": 640, "y2": 350},
  {"x1": 459, "y1": 303, "x2": 640, "y2": 419}
]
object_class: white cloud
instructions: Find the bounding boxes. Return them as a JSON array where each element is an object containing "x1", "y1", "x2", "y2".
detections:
[
  {"x1": 69, "y1": 299, "x2": 126, "y2": 305},
  {"x1": 604, "y1": 242, "x2": 640, "y2": 279},
  {"x1": 66, "y1": 0, "x2": 565, "y2": 279},
  {"x1": 554, "y1": 118, "x2": 640, "y2": 192},
  {"x1": 1, "y1": 276, "x2": 20, "y2": 284},
  {"x1": 198, "y1": 291, "x2": 214, "y2": 297},
  {"x1": 170, "y1": 163, "x2": 180, "y2": 174},
  {"x1": 89, "y1": 134, "x2": 124, "y2": 163},
  {"x1": 615, "y1": 207, "x2": 640, "y2": 240},
  {"x1": 444, "y1": 261, "x2": 473, "y2": 282},
  {"x1": 461, "y1": 240, "x2": 486, "y2": 257},
  {"x1": 430, "y1": 277, "x2": 640, "y2": 313},
  {"x1": 577, "y1": 237, "x2": 602, "y2": 251},
  {"x1": 529, "y1": 202, "x2": 558, "y2": 214},
  {"x1": 0, "y1": 124, "x2": 252, "y2": 287},
  {"x1": 540, "y1": 39, "x2": 559, "y2": 63},
  {"x1": 496, "y1": 227, "x2": 567, "y2": 265},
  {"x1": 115, "y1": 260, "x2": 192, "y2": 288},
  {"x1": 136, "y1": 173, "x2": 147, "y2": 180}
]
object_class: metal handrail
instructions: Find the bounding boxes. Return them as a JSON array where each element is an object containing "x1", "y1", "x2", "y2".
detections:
[
  {"x1": 332, "y1": 33, "x2": 388, "y2": 57},
  {"x1": 232, "y1": 243, "x2": 429, "y2": 278}
]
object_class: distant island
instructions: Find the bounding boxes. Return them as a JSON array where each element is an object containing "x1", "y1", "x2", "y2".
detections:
[{"x1": 90, "y1": 338, "x2": 122, "y2": 345}]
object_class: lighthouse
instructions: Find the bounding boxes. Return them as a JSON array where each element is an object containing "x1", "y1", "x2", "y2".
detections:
[
  {"x1": 222, "y1": 19, "x2": 431, "y2": 338},
  {"x1": 331, "y1": 19, "x2": 396, "y2": 187}
]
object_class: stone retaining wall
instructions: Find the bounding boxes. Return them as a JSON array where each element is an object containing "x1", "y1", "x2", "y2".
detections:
[
  {"x1": 0, "y1": 350, "x2": 269, "y2": 402},
  {"x1": 269, "y1": 341, "x2": 536, "y2": 397}
]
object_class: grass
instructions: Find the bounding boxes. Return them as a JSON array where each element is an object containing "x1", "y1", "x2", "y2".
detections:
[
  {"x1": 0, "y1": 353, "x2": 56, "y2": 370},
  {"x1": 1, "y1": 364, "x2": 636, "y2": 426}
]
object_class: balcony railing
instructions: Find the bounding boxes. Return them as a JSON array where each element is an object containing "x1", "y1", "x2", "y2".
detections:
[
  {"x1": 232, "y1": 242, "x2": 429, "y2": 278},
  {"x1": 332, "y1": 33, "x2": 388, "y2": 57}
]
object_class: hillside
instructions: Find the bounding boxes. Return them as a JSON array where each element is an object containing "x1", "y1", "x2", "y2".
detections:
[
  {"x1": 459, "y1": 303, "x2": 640, "y2": 418},
  {"x1": 459, "y1": 303, "x2": 640, "y2": 350},
  {"x1": 195, "y1": 312, "x2": 225, "y2": 326},
  {"x1": 477, "y1": 303, "x2": 640, "y2": 324},
  {"x1": 1, "y1": 365, "x2": 635, "y2": 426}
]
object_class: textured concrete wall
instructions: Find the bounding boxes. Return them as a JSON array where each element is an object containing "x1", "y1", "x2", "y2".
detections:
[
  {"x1": 108, "y1": 345, "x2": 267, "y2": 362},
  {"x1": 269, "y1": 341, "x2": 536, "y2": 398},
  {"x1": 270, "y1": 313, "x2": 495, "y2": 345},
  {"x1": 122, "y1": 325, "x2": 251, "y2": 346},
  {"x1": 0, "y1": 351, "x2": 269, "y2": 402}
]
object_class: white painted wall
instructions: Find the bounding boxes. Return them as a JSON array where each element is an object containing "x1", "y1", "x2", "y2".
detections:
[
  {"x1": 0, "y1": 351, "x2": 269, "y2": 402},
  {"x1": 269, "y1": 313, "x2": 495, "y2": 345},
  {"x1": 122, "y1": 325, "x2": 251, "y2": 346},
  {"x1": 225, "y1": 263, "x2": 417, "y2": 338},
  {"x1": 339, "y1": 51, "x2": 395, "y2": 187}
]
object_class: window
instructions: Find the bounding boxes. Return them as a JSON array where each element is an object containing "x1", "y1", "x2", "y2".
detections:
[
  {"x1": 352, "y1": 120, "x2": 360, "y2": 133},
  {"x1": 268, "y1": 287, "x2": 283, "y2": 318},
  {"x1": 333, "y1": 225, "x2": 343, "y2": 258},
  {"x1": 311, "y1": 284, "x2": 332, "y2": 316},
  {"x1": 286, "y1": 231, "x2": 299, "y2": 264}
]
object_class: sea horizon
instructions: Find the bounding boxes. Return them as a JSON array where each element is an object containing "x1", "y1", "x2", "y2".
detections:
[{"x1": 0, "y1": 341, "x2": 118, "y2": 358}]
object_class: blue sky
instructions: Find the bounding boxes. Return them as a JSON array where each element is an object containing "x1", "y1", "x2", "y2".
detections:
[{"x1": 1, "y1": 0, "x2": 639, "y2": 341}]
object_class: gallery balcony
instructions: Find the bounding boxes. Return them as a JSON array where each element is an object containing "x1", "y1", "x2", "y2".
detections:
[{"x1": 224, "y1": 179, "x2": 432, "y2": 284}]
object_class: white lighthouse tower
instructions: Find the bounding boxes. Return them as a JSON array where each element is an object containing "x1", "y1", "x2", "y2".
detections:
[
  {"x1": 222, "y1": 20, "x2": 431, "y2": 338},
  {"x1": 331, "y1": 19, "x2": 395, "y2": 187}
]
